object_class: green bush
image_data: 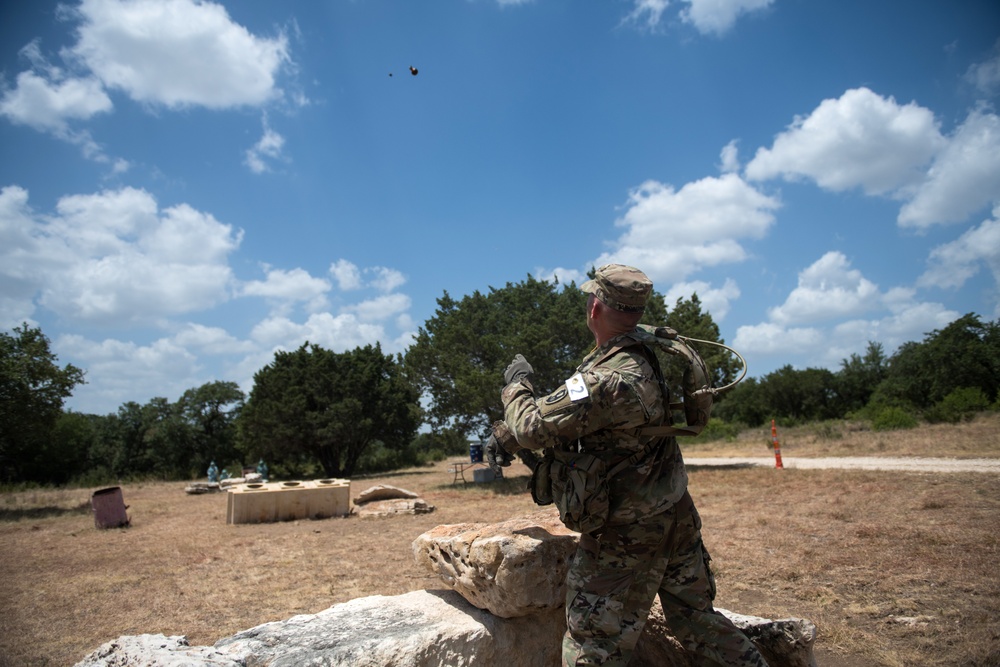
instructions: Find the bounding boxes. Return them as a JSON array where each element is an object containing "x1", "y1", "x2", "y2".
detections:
[
  {"x1": 871, "y1": 406, "x2": 919, "y2": 431},
  {"x1": 689, "y1": 418, "x2": 743, "y2": 443},
  {"x1": 925, "y1": 387, "x2": 991, "y2": 423}
]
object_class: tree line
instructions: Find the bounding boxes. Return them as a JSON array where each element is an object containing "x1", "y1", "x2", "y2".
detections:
[{"x1": 2, "y1": 276, "x2": 998, "y2": 486}]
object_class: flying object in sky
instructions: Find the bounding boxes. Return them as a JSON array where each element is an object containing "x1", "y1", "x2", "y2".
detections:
[{"x1": 409, "y1": 66, "x2": 418, "y2": 76}]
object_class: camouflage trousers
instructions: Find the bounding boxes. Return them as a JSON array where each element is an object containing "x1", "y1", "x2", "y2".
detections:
[{"x1": 562, "y1": 492, "x2": 768, "y2": 667}]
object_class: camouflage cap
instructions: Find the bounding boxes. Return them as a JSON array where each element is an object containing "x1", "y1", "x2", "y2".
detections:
[{"x1": 580, "y1": 264, "x2": 652, "y2": 313}]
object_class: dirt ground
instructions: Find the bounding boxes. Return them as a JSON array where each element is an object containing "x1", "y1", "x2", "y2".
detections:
[{"x1": 1, "y1": 415, "x2": 999, "y2": 666}]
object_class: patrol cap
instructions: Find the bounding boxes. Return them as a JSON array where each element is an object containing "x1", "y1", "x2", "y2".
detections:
[{"x1": 580, "y1": 264, "x2": 652, "y2": 313}]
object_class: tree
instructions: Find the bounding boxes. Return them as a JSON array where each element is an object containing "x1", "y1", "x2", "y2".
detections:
[
  {"x1": 178, "y1": 381, "x2": 244, "y2": 477},
  {"x1": 836, "y1": 341, "x2": 888, "y2": 413},
  {"x1": 0, "y1": 323, "x2": 85, "y2": 482},
  {"x1": 239, "y1": 343, "x2": 420, "y2": 478},
  {"x1": 404, "y1": 275, "x2": 593, "y2": 438},
  {"x1": 874, "y1": 314, "x2": 1000, "y2": 410}
]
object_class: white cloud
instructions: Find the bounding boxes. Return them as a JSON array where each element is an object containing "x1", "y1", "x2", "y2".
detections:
[
  {"x1": 250, "y1": 312, "x2": 386, "y2": 353},
  {"x1": 745, "y1": 87, "x2": 945, "y2": 196},
  {"x1": 369, "y1": 267, "x2": 407, "y2": 293},
  {"x1": 344, "y1": 293, "x2": 412, "y2": 323},
  {"x1": 330, "y1": 259, "x2": 362, "y2": 291},
  {"x1": 719, "y1": 139, "x2": 740, "y2": 173},
  {"x1": 329, "y1": 260, "x2": 406, "y2": 293},
  {"x1": 897, "y1": 108, "x2": 1000, "y2": 229},
  {"x1": 64, "y1": 0, "x2": 290, "y2": 109},
  {"x1": 733, "y1": 254, "x2": 961, "y2": 373},
  {"x1": 537, "y1": 267, "x2": 588, "y2": 286},
  {"x1": 964, "y1": 41, "x2": 1000, "y2": 96},
  {"x1": 680, "y1": 0, "x2": 774, "y2": 36},
  {"x1": 245, "y1": 117, "x2": 286, "y2": 174},
  {"x1": 919, "y1": 205, "x2": 1000, "y2": 292},
  {"x1": 622, "y1": 0, "x2": 670, "y2": 31},
  {"x1": 768, "y1": 252, "x2": 881, "y2": 326},
  {"x1": 0, "y1": 70, "x2": 112, "y2": 132},
  {"x1": 173, "y1": 323, "x2": 255, "y2": 355},
  {"x1": 662, "y1": 278, "x2": 740, "y2": 321},
  {"x1": 240, "y1": 266, "x2": 331, "y2": 313},
  {"x1": 732, "y1": 322, "x2": 824, "y2": 356},
  {"x1": 593, "y1": 173, "x2": 780, "y2": 283},
  {"x1": 0, "y1": 185, "x2": 242, "y2": 325},
  {"x1": 58, "y1": 333, "x2": 203, "y2": 413}
]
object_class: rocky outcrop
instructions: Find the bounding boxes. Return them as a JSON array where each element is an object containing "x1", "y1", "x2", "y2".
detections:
[{"x1": 76, "y1": 507, "x2": 817, "y2": 666}]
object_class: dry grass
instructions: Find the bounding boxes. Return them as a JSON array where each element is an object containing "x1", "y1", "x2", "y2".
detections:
[
  {"x1": 1, "y1": 415, "x2": 999, "y2": 667},
  {"x1": 684, "y1": 411, "x2": 1000, "y2": 459}
]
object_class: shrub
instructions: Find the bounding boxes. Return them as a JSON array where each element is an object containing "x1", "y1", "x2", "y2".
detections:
[
  {"x1": 690, "y1": 418, "x2": 743, "y2": 443},
  {"x1": 871, "y1": 406, "x2": 919, "y2": 431},
  {"x1": 924, "y1": 386, "x2": 991, "y2": 424}
]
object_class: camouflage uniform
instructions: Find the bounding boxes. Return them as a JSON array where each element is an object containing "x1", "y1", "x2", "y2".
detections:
[{"x1": 499, "y1": 265, "x2": 766, "y2": 667}]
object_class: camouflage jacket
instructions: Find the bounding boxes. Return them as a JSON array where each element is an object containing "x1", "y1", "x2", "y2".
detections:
[{"x1": 501, "y1": 330, "x2": 688, "y2": 525}]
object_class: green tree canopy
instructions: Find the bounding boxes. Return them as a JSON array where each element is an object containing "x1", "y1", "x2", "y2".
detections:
[
  {"x1": 0, "y1": 323, "x2": 85, "y2": 482},
  {"x1": 403, "y1": 274, "x2": 735, "y2": 439},
  {"x1": 404, "y1": 275, "x2": 593, "y2": 438},
  {"x1": 239, "y1": 343, "x2": 420, "y2": 478},
  {"x1": 874, "y1": 313, "x2": 1000, "y2": 410}
]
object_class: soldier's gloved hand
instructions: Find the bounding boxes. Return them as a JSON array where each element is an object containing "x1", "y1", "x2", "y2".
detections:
[
  {"x1": 504, "y1": 354, "x2": 534, "y2": 385},
  {"x1": 486, "y1": 433, "x2": 514, "y2": 475}
]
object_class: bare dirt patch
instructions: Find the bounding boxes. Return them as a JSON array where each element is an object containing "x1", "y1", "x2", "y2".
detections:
[{"x1": 1, "y1": 415, "x2": 999, "y2": 666}]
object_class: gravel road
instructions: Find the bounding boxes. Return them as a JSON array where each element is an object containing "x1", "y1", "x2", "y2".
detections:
[{"x1": 683, "y1": 456, "x2": 1000, "y2": 473}]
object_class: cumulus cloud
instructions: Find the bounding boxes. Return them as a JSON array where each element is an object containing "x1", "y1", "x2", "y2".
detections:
[
  {"x1": 719, "y1": 140, "x2": 740, "y2": 173},
  {"x1": 679, "y1": 0, "x2": 774, "y2": 36},
  {"x1": 329, "y1": 260, "x2": 407, "y2": 293},
  {"x1": 240, "y1": 266, "x2": 331, "y2": 313},
  {"x1": 896, "y1": 108, "x2": 1000, "y2": 229},
  {"x1": 592, "y1": 173, "x2": 780, "y2": 283},
  {"x1": 63, "y1": 0, "x2": 290, "y2": 109},
  {"x1": 0, "y1": 69, "x2": 111, "y2": 133},
  {"x1": 250, "y1": 312, "x2": 387, "y2": 353},
  {"x1": 58, "y1": 332, "x2": 203, "y2": 413},
  {"x1": 768, "y1": 251, "x2": 881, "y2": 326},
  {"x1": 330, "y1": 259, "x2": 363, "y2": 291},
  {"x1": 745, "y1": 87, "x2": 945, "y2": 195},
  {"x1": 919, "y1": 205, "x2": 1000, "y2": 294},
  {"x1": 733, "y1": 253, "x2": 960, "y2": 373},
  {"x1": 662, "y1": 278, "x2": 741, "y2": 321},
  {"x1": 746, "y1": 88, "x2": 1000, "y2": 230},
  {"x1": 344, "y1": 293, "x2": 413, "y2": 323},
  {"x1": 0, "y1": 185, "x2": 242, "y2": 326}
]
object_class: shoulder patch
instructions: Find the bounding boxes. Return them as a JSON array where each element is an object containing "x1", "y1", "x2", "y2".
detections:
[{"x1": 566, "y1": 373, "x2": 589, "y2": 402}]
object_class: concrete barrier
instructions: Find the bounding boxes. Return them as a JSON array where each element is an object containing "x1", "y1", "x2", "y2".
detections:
[{"x1": 226, "y1": 479, "x2": 350, "y2": 524}]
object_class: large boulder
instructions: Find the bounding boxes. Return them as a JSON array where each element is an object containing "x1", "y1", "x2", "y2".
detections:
[
  {"x1": 412, "y1": 509, "x2": 577, "y2": 617},
  {"x1": 74, "y1": 590, "x2": 815, "y2": 667},
  {"x1": 75, "y1": 590, "x2": 565, "y2": 667}
]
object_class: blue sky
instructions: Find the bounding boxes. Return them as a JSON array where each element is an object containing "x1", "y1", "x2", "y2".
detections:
[{"x1": 2, "y1": 0, "x2": 999, "y2": 416}]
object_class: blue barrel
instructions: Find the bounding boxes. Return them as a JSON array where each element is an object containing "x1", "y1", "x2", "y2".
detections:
[{"x1": 469, "y1": 442, "x2": 484, "y2": 463}]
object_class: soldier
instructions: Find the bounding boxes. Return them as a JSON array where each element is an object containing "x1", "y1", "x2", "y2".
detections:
[{"x1": 487, "y1": 264, "x2": 766, "y2": 667}]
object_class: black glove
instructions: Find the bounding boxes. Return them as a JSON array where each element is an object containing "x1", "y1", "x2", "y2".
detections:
[
  {"x1": 503, "y1": 354, "x2": 534, "y2": 385},
  {"x1": 486, "y1": 433, "x2": 514, "y2": 474}
]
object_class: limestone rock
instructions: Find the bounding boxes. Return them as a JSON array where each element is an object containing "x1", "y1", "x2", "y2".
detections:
[
  {"x1": 352, "y1": 497, "x2": 435, "y2": 517},
  {"x1": 354, "y1": 484, "x2": 420, "y2": 504},
  {"x1": 74, "y1": 591, "x2": 816, "y2": 667},
  {"x1": 412, "y1": 507, "x2": 577, "y2": 617},
  {"x1": 76, "y1": 590, "x2": 566, "y2": 667}
]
